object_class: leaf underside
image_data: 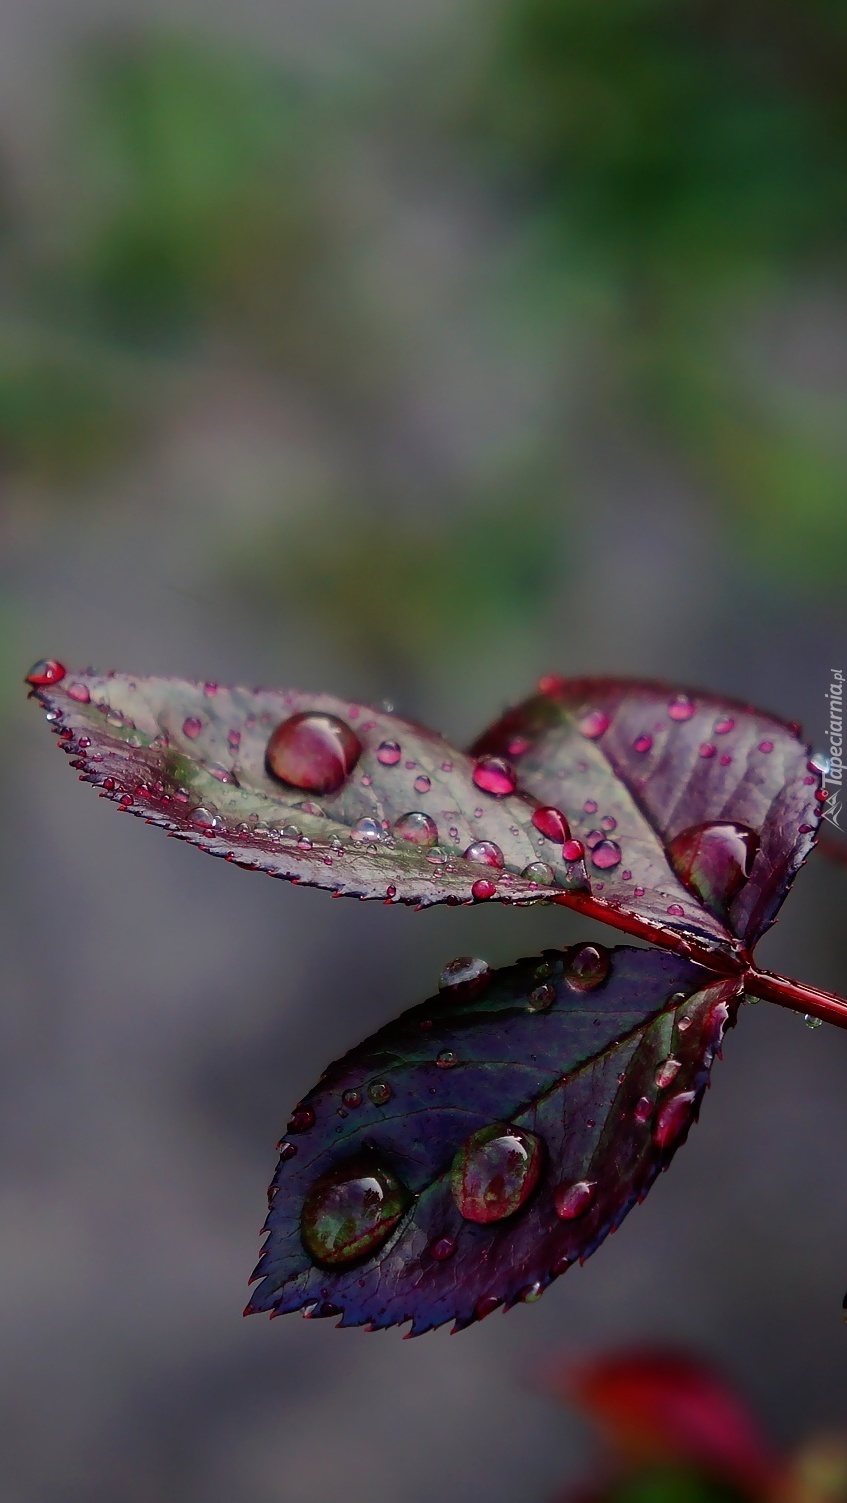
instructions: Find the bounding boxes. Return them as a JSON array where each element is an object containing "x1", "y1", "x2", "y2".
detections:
[
  {"x1": 30, "y1": 669, "x2": 589, "y2": 907},
  {"x1": 248, "y1": 945, "x2": 743, "y2": 1335},
  {"x1": 471, "y1": 676, "x2": 821, "y2": 948}
]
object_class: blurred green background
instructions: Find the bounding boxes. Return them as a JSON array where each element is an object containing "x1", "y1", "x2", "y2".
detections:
[{"x1": 3, "y1": 3, "x2": 847, "y2": 1500}]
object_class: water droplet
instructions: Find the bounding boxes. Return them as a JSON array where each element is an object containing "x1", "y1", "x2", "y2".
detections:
[
  {"x1": 564, "y1": 944, "x2": 611, "y2": 991},
  {"x1": 579, "y1": 710, "x2": 610, "y2": 739},
  {"x1": 368, "y1": 1081, "x2": 392, "y2": 1106},
  {"x1": 699, "y1": 742, "x2": 716, "y2": 759},
  {"x1": 634, "y1": 885, "x2": 645, "y2": 897},
  {"x1": 532, "y1": 806, "x2": 570, "y2": 843},
  {"x1": 538, "y1": 674, "x2": 565, "y2": 696},
  {"x1": 600, "y1": 815, "x2": 617, "y2": 833},
  {"x1": 475, "y1": 1295, "x2": 501, "y2": 1321},
  {"x1": 413, "y1": 775, "x2": 432, "y2": 794},
  {"x1": 652, "y1": 1091, "x2": 695, "y2": 1148},
  {"x1": 522, "y1": 861, "x2": 555, "y2": 886},
  {"x1": 554, "y1": 1180, "x2": 596, "y2": 1219},
  {"x1": 668, "y1": 695, "x2": 695, "y2": 722},
  {"x1": 394, "y1": 811, "x2": 438, "y2": 846},
  {"x1": 714, "y1": 717, "x2": 735, "y2": 735},
  {"x1": 633, "y1": 734, "x2": 653, "y2": 754},
  {"x1": 464, "y1": 841, "x2": 504, "y2": 868},
  {"x1": 301, "y1": 1153, "x2": 411, "y2": 1268},
  {"x1": 377, "y1": 740, "x2": 401, "y2": 766},
  {"x1": 351, "y1": 817, "x2": 387, "y2": 844},
  {"x1": 758, "y1": 740, "x2": 774, "y2": 754},
  {"x1": 451, "y1": 1122, "x2": 544, "y2": 1224},
  {"x1": 508, "y1": 736, "x2": 531, "y2": 757},
  {"x1": 473, "y1": 755, "x2": 517, "y2": 797},
  {"x1": 527, "y1": 982, "x2": 555, "y2": 1011},
  {"x1": 720, "y1": 754, "x2": 732, "y2": 766},
  {"x1": 438, "y1": 956, "x2": 491, "y2": 993},
  {"x1": 66, "y1": 682, "x2": 90, "y2": 703},
  {"x1": 437, "y1": 1049, "x2": 458, "y2": 1069},
  {"x1": 471, "y1": 878, "x2": 497, "y2": 900},
  {"x1": 634, "y1": 1096, "x2": 653, "y2": 1123},
  {"x1": 656, "y1": 1057, "x2": 682, "y2": 1089},
  {"x1": 342, "y1": 1089, "x2": 362, "y2": 1108},
  {"x1": 583, "y1": 799, "x2": 598, "y2": 814},
  {"x1": 666, "y1": 903, "x2": 685, "y2": 916},
  {"x1": 519, "y1": 1281, "x2": 545, "y2": 1303},
  {"x1": 816, "y1": 789, "x2": 829, "y2": 803},
  {"x1": 429, "y1": 1235, "x2": 456, "y2": 1260},
  {"x1": 26, "y1": 659, "x2": 66, "y2": 687},
  {"x1": 265, "y1": 711, "x2": 362, "y2": 795},
  {"x1": 278, "y1": 1141, "x2": 298, "y2": 1162},
  {"x1": 805, "y1": 1014, "x2": 822, "y2": 1030},
  {"x1": 591, "y1": 839, "x2": 622, "y2": 871},
  {"x1": 562, "y1": 838, "x2": 585, "y2": 862},
  {"x1": 386, "y1": 884, "x2": 397, "y2": 899},
  {"x1": 191, "y1": 806, "x2": 223, "y2": 831},
  {"x1": 667, "y1": 821, "x2": 758, "y2": 918},
  {"x1": 182, "y1": 717, "x2": 203, "y2": 739},
  {"x1": 287, "y1": 1104, "x2": 315, "y2": 1133}
]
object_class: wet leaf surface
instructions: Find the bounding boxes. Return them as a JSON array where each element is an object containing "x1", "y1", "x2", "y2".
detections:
[
  {"x1": 247, "y1": 945, "x2": 742, "y2": 1334},
  {"x1": 28, "y1": 667, "x2": 589, "y2": 908},
  {"x1": 470, "y1": 677, "x2": 821, "y2": 948}
]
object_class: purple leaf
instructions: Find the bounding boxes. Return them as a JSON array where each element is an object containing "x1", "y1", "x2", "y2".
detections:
[
  {"x1": 247, "y1": 945, "x2": 742, "y2": 1335},
  {"x1": 27, "y1": 665, "x2": 589, "y2": 908},
  {"x1": 470, "y1": 677, "x2": 822, "y2": 948}
]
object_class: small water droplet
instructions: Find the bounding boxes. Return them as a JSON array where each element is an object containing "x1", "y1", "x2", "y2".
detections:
[
  {"x1": 351, "y1": 817, "x2": 387, "y2": 844},
  {"x1": 519, "y1": 1281, "x2": 545, "y2": 1303},
  {"x1": 656, "y1": 1057, "x2": 682, "y2": 1089},
  {"x1": 278, "y1": 1141, "x2": 298, "y2": 1162},
  {"x1": 385, "y1": 884, "x2": 397, "y2": 899},
  {"x1": 182, "y1": 717, "x2": 203, "y2": 739},
  {"x1": 471, "y1": 878, "x2": 497, "y2": 900},
  {"x1": 805, "y1": 1014, "x2": 822, "y2": 1030},
  {"x1": 532, "y1": 806, "x2": 570, "y2": 843},
  {"x1": 473, "y1": 755, "x2": 517, "y2": 797},
  {"x1": 553, "y1": 1180, "x2": 596, "y2": 1219},
  {"x1": 699, "y1": 742, "x2": 716, "y2": 759},
  {"x1": 368, "y1": 1081, "x2": 392, "y2": 1106},
  {"x1": 538, "y1": 674, "x2": 565, "y2": 696},
  {"x1": 562, "y1": 838, "x2": 585, "y2": 861},
  {"x1": 564, "y1": 944, "x2": 611, "y2": 991},
  {"x1": 288, "y1": 1104, "x2": 315, "y2": 1133},
  {"x1": 522, "y1": 861, "x2": 555, "y2": 886},
  {"x1": 475, "y1": 1295, "x2": 501, "y2": 1321},
  {"x1": 266, "y1": 711, "x2": 362, "y2": 794},
  {"x1": 714, "y1": 716, "x2": 735, "y2": 735},
  {"x1": 667, "y1": 903, "x2": 685, "y2": 916},
  {"x1": 394, "y1": 811, "x2": 438, "y2": 847},
  {"x1": 429, "y1": 1235, "x2": 457, "y2": 1261},
  {"x1": 26, "y1": 659, "x2": 66, "y2": 687},
  {"x1": 527, "y1": 982, "x2": 556, "y2": 1011},
  {"x1": 191, "y1": 806, "x2": 223, "y2": 831},
  {"x1": 452, "y1": 1123, "x2": 544, "y2": 1224},
  {"x1": 758, "y1": 740, "x2": 774, "y2": 754},
  {"x1": 437, "y1": 1049, "x2": 458, "y2": 1069},
  {"x1": 633, "y1": 734, "x2": 653, "y2": 754},
  {"x1": 634, "y1": 1095, "x2": 653, "y2": 1123},
  {"x1": 508, "y1": 736, "x2": 531, "y2": 757},
  {"x1": 579, "y1": 709, "x2": 610, "y2": 739},
  {"x1": 591, "y1": 839, "x2": 622, "y2": 871},
  {"x1": 66, "y1": 682, "x2": 90, "y2": 703},
  {"x1": 464, "y1": 841, "x2": 504, "y2": 868},
  {"x1": 652, "y1": 1091, "x2": 695, "y2": 1148},
  {"x1": 668, "y1": 695, "x2": 695, "y2": 721},
  {"x1": 438, "y1": 956, "x2": 491, "y2": 993},
  {"x1": 342, "y1": 1089, "x2": 362, "y2": 1108},
  {"x1": 413, "y1": 774, "x2": 432, "y2": 794},
  {"x1": 301, "y1": 1154, "x2": 411, "y2": 1268},
  {"x1": 583, "y1": 799, "x2": 598, "y2": 814}
]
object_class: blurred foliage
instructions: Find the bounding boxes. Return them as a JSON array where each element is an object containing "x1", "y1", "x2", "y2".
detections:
[{"x1": 467, "y1": 0, "x2": 847, "y2": 581}]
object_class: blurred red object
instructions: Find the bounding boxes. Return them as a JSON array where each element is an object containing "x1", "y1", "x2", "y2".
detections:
[{"x1": 542, "y1": 1349, "x2": 781, "y2": 1498}]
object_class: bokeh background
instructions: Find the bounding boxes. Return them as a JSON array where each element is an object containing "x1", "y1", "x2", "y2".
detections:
[{"x1": 3, "y1": 1, "x2": 847, "y2": 1499}]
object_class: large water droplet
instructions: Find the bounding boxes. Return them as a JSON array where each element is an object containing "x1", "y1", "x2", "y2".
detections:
[
  {"x1": 67, "y1": 682, "x2": 90, "y2": 703},
  {"x1": 564, "y1": 944, "x2": 611, "y2": 991},
  {"x1": 287, "y1": 1104, "x2": 315, "y2": 1133},
  {"x1": 578, "y1": 710, "x2": 610, "y2": 739},
  {"x1": 182, "y1": 717, "x2": 203, "y2": 739},
  {"x1": 377, "y1": 740, "x2": 401, "y2": 766},
  {"x1": 301, "y1": 1154, "x2": 411, "y2": 1268},
  {"x1": 553, "y1": 1180, "x2": 596, "y2": 1219},
  {"x1": 438, "y1": 956, "x2": 491, "y2": 994},
  {"x1": 350, "y1": 817, "x2": 387, "y2": 844},
  {"x1": 394, "y1": 811, "x2": 438, "y2": 847},
  {"x1": 668, "y1": 695, "x2": 696, "y2": 722},
  {"x1": 472, "y1": 756, "x2": 517, "y2": 797},
  {"x1": 590, "y1": 839, "x2": 622, "y2": 871},
  {"x1": 266, "y1": 712, "x2": 362, "y2": 794},
  {"x1": 652, "y1": 1091, "x2": 695, "y2": 1148},
  {"x1": 368, "y1": 1081, "x2": 392, "y2": 1106},
  {"x1": 451, "y1": 1123, "x2": 544, "y2": 1224},
  {"x1": 464, "y1": 841, "x2": 504, "y2": 868},
  {"x1": 532, "y1": 806, "x2": 570, "y2": 843},
  {"x1": 667, "y1": 821, "x2": 758, "y2": 918},
  {"x1": 26, "y1": 659, "x2": 66, "y2": 687},
  {"x1": 471, "y1": 878, "x2": 497, "y2": 900},
  {"x1": 655, "y1": 1057, "x2": 682, "y2": 1089},
  {"x1": 522, "y1": 861, "x2": 555, "y2": 886}
]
